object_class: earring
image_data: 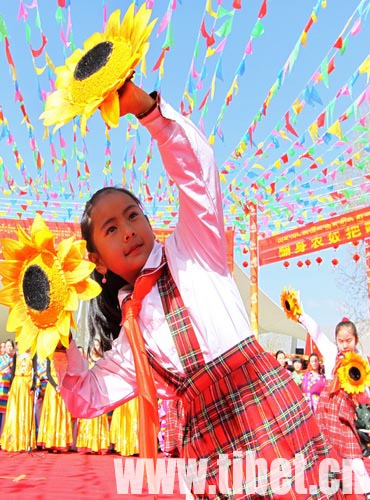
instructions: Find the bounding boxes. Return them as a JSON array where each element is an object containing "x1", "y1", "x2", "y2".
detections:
[{"x1": 102, "y1": 274, "x2": 107, "y2": 284}]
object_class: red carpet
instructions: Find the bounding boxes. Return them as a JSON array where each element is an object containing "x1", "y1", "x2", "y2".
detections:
[{"x1": 0, "y1": 450, "x2": 187, "y2": 499}]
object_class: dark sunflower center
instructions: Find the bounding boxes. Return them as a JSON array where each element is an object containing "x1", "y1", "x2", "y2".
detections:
[
  {"x1": 349, "y1": 366, "x2": 361, "y2": 381},
  {"x1": 23, "y1": 265, "x2": 50, "y2": 311},
  {"x1": 285, "y1": 300, "x2": 291, "y2": 311},
  {"x1": 74, "y1": 41, "x2": 113, "y2": 81}
]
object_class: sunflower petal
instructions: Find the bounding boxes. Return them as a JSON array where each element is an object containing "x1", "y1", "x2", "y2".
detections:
[
  {"x1": 57, "y1": 236, "x2": 76, "y2": 265},
  {"x1": 17, "y1": 225, "x2": 33, "y2": 247},
  {"x1": 65, "y1": 287, "x2": 79, "y2": 311},
  {"x1": 65, "y1": 240, "x2": 86, "y2": 260},
  {"x1": 76, "y1": 278, "x2": 102, "y2": 300},
  {"x1": 105, "y1": 9, "x2": 122, "y2": 38},
  {"x1": 7, "y1": 300, "x2": 28, "y2": 330},
  {"x1": 65, "y1": 260, "x2": 97, "y2": 285},
  {"x1": 40, "y1": 91, "x2": 81, "y2": 128},
  {"x1": 0, "y1": 237, "x2": 24, "y2": 260},
  {"x1": 37, "y1": 328, "x2": 60, "y2": 361},
  {"x1": 15, "y1": 316, "x2": 39, "y2": 354},
  {"x1": 0, "y1": 260, "x2": 22, "y2": 282},
  {"x1": 100, "y1": 91, "x2": 120, "y2": 128},
  {"x1": 131, "y1": 5, "x2": 155, "y2": 50},
  {"x1": 57, "y1": 312, "x2": 73, "y2": 345},
  {"x1": 120, "y1": 2, "x2": 135, "y2": 40},
  {"x1": 0, "y1": 284, "x2": 22, "y2": 308}
]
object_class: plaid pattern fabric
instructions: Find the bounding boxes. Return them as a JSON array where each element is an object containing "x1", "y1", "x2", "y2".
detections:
[
  {"x1": 149, "y1": 261, "x2": 344, "y2": 499},
  {"x1": 162, "y1": 398, "x2": 185, "y2": 455},
  {"x1": 158, "y1": 270, "x2": 205, "y2": 373},
  {"x1": 315, "y1": 381, "x2": 363, "y2": 460}
]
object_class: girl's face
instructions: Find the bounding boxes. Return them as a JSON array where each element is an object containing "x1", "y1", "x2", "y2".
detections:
[
  {"x1": 293, "y1": 361, "x2": 302, "y2": 372},
  {"x1": 336, "y1": 325, "x2": 357, "y2": 354},
  {"x1": 5, "y1": 341, "x2": 14, "y2": 355},
  {"x1": 89, "y1": 191, "x2": 155, "y2": 284},
  {"x1": 277, "y1": 353, "x2": 286, "y2": 367},
  {"x1": 309, "y1": 356, "x2": 319, "y2": 371}
]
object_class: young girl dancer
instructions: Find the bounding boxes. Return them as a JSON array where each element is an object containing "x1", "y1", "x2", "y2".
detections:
[
  {"x1": 58, "y1": 81, "x2": 343, "y2": 498},
  {"x1": 299, "y1": 313, "x2": 370, "y2": 499}
]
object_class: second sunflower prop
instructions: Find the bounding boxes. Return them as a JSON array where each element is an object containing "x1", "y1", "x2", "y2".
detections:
[
  {"x1": 280, "y1": 287, "x2": 303, "y2": 322},
  {"x1": 337, "y1": 351, "x2": 370, "y2": 395},
  {"x1": 0, "y1": 214, "x2": 101, "y2": 360},
  {"x1": 40, "y1": 3, "x2": 157, "y2": 136}
]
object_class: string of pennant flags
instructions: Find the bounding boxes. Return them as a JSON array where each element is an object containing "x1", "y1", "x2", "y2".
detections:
[{"x1": 0, "y1": 0, "x2": 369, "y2": 265}]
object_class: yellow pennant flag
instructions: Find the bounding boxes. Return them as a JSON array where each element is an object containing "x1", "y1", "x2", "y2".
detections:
[{"x1": 327, "y1": 120, "x2": 342, "y2": 140}]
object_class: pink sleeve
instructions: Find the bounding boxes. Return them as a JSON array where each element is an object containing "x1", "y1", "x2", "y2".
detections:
[{"x1": 142, "y1": 97, "x2": 228, "y2": 275}]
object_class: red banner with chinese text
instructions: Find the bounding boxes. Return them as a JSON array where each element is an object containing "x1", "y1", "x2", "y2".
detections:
[
  {"x1": 259, "y1": 206, "x2": 370, "y2": 266},
  {"x1": 0, "y1": 218, "x2": 234, "y2": 273}
]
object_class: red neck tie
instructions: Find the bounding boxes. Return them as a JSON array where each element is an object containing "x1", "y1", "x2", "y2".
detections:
[
  {"x1": 329, "y1": 354, "x2": 344, "y2": 394},
  {"x1": 122, "y1": 266, "x2": 163, "y2": 460}
]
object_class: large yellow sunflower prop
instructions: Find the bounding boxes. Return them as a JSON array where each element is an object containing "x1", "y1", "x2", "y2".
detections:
[
  {"x1": 0, "y1": 214, "x2": 101, "y2": 360},
  {"x1": 40, "y1": 2, "x2": 157, "y2": 136},
  {"x1": 337, "y1": 351, "x2": 370, "y2": 395},
  {"x1": 280, "y1": 287, "x2": 303, "y2": 322}
]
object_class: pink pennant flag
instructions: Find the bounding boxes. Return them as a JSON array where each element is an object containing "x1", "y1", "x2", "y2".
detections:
[
  {"x1": 351, "y1": 18, "x2": 361, "y2": 36},
  {"x1": 357, "y1": 86, "x2": 370, "y2": 106},
  {"x1": 158, "y1": 11, "x2": 170, "y2": 35},
  {"x1": 59, "y1": 135, "x2": 66, "y2": 148},
  {"x1": 25, "y1": 0, "x2": 38, "y2": 9},
  {"x1": 359, "y1": 116, "x2": 366, "y2": 126},
  {"x1": 17, "y1": 1, "x2": 28, "y2": 21},
  {"x1": 191, "y1": 61, "x2": 200, "y2": 79},
  {"x1": 244, "y1": 39, "x2": 253, "y2": 55},
  {"x1": 14, "y1": 90, "x2": 23, "y2": 102}
]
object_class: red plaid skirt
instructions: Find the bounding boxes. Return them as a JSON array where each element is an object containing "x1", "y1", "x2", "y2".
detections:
[
  {"x1": 315, "y1": 382, "x2": 363, "y2": 460},
  {"x1": 152, "y1": 337, "x2": 345, "y2": 499},
  {"x1": 152, "y1": 263, "x2": 344, "y2": 498}
]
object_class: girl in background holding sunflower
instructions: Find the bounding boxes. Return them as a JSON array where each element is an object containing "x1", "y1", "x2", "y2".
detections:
[
  {"x1": 296, "y1": 310, "x2": 370, "y2": 498},
  {"x1": 301, "y1": 352, "x2": 326, "y2": 414},
  {"x1": 55, "y1": 77, "x2": 347, "y2": 498}
]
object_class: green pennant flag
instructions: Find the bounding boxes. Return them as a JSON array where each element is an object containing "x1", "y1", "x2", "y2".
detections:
[{"x1": 0, "y1": 15, "x2": 8, "y2": 41}]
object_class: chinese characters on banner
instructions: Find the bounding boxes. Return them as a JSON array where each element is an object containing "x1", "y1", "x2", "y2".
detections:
[{"x1": 259, "y1": 206, "x2": 370, "y2": 266}]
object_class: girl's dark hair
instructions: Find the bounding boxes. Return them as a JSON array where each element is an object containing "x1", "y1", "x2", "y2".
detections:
[
  {"x1": 86, "y1": 269, "x2": 127, "y2": 350},
  {"x1": 81, "y1": 187, "x2": 144, "y2": 351},
  {"x1": 275, "y1": 350, "x2": 285, "y2": 359},
  {"x1": 335, "y1": 319, "x2": 358, "y2": 342},
  {"x1": 308, "y1": 353, "x2": 319, "y2": 362}
]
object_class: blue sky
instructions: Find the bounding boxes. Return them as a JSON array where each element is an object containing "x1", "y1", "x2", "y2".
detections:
[{"x1": 0, "y1": 0, "x2": 369, "y2": 336}]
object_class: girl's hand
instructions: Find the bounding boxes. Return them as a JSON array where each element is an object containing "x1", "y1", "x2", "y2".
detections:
[{"x1": 118, "y1": 81, "x2": 155, "y2": 118}]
